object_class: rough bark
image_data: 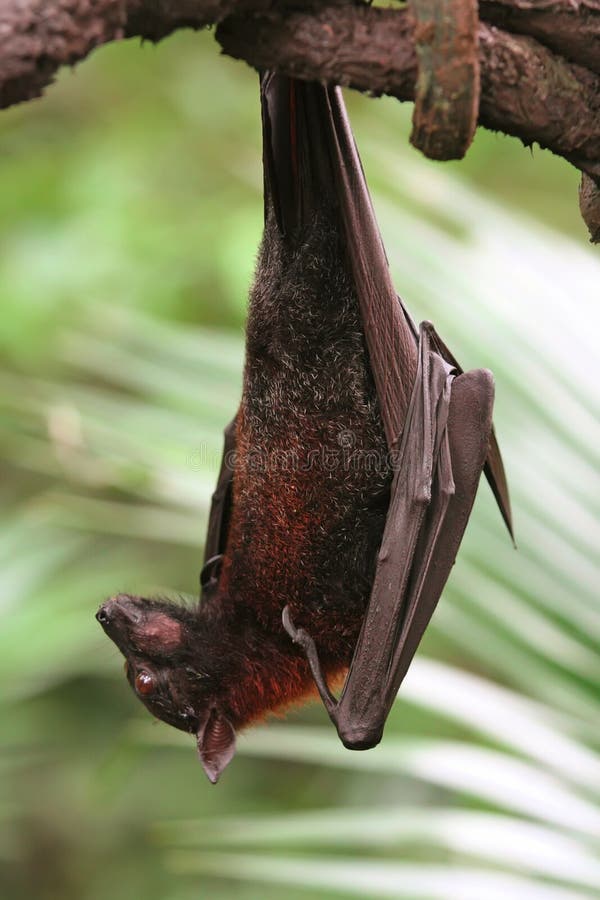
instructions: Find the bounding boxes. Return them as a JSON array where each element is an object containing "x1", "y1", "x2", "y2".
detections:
[
  {"x1": 480, "y1": 0, "x2": 600, "y2": 76},
  {"x1": 0, "y1": 0, "x2": 241, "y2": 107},
  {"x1": 477, "y1": 22, "x2": 600, "y2": 173},
  {"x1": 0, "y1": 0, "x2": 127, "y2": 109},
  {"x1": 579, "y1": 175, "x2": 600, "y2": 242},
  {"x1": 408, "y1": 0, "x2": 480, "y2": 161}
]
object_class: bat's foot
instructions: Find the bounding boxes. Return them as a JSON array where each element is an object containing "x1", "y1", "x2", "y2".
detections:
[
  {"x1": 281, "y1": 606, "x2": 322, "y2": 661},
  {"x1": 281, "y1": 606, "x2": 338, "y2": 715},
  {"x1": 281, "y1": 605, "x2": 305, "y2": 645}
]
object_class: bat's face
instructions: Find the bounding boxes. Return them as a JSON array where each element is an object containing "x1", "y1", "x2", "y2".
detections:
[{"x1": 96, "y1": 594, "x2": 236, "y2": 782}]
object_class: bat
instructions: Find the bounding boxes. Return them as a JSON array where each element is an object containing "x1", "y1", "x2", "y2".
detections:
[{"x1": 97, "y1": 71, "x2": 512, "y2": 783}]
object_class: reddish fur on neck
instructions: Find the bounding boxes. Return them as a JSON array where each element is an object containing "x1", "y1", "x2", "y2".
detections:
[{"x1": 225, "y1": 647, "x2": 346, "y2": 730}]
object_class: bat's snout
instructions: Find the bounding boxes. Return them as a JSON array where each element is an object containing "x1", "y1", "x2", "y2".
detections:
[{"x1": 96, "y1": 594, "x2": 142, "y2": 633}]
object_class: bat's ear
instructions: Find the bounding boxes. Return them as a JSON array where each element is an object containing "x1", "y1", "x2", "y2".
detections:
[{"x1": 196, "y1": 708, "x2": 236, "y2": 784}]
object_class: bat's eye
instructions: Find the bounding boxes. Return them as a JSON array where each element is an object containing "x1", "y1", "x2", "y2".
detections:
[{"x1": 135, "y1": 671, "x2": 157, "y2": 696}]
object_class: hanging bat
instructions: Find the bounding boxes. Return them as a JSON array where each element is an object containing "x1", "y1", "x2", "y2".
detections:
[{"x1": 97, "y1": 72, "x2": 512, "y2": 783}]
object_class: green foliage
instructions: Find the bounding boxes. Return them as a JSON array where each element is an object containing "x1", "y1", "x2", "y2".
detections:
[{"x1": 1, "y1": 27, "x2": 598, "y2": 900}]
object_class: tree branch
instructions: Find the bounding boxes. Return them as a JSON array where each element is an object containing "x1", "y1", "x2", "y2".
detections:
[
  {"x1": 0, "y1": 0, "x2": 245, "y2": 108},
  {"x1": 217, "y1": 6, "x2": 600, "y2": 172},
  {"x1": 409, "y1": 0, "x2": 480, "y2": 161},
  {"x1": 480, "y1": 0, "x2": 600, "y2": 76},
  {"x1": 579, "y1": 174, "x2": 600, "y2": 242},
  {"x1": 0, "y1": 0, "x2": 330, "y2": 108},
  {"x1": 0, "y1": 0, "x2": 127, "y2": 109}
]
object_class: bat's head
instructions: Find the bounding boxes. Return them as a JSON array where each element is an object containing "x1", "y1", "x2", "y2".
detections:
[{"x1": 96, "y1": 593, "x2": 236, "y2": 783}]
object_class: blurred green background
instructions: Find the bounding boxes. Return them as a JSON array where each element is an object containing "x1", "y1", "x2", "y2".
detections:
[{"x1": 1, "y1": 27, "x2": 598, "y2": 900}]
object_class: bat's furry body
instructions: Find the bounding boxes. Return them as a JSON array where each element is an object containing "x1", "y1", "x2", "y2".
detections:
[
  {"x1": 97, "y1": 73, "x2": 511, "y2": 783},
  {"x1": 225, "y1": 209, "x2": 390, "y2": 658}
]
